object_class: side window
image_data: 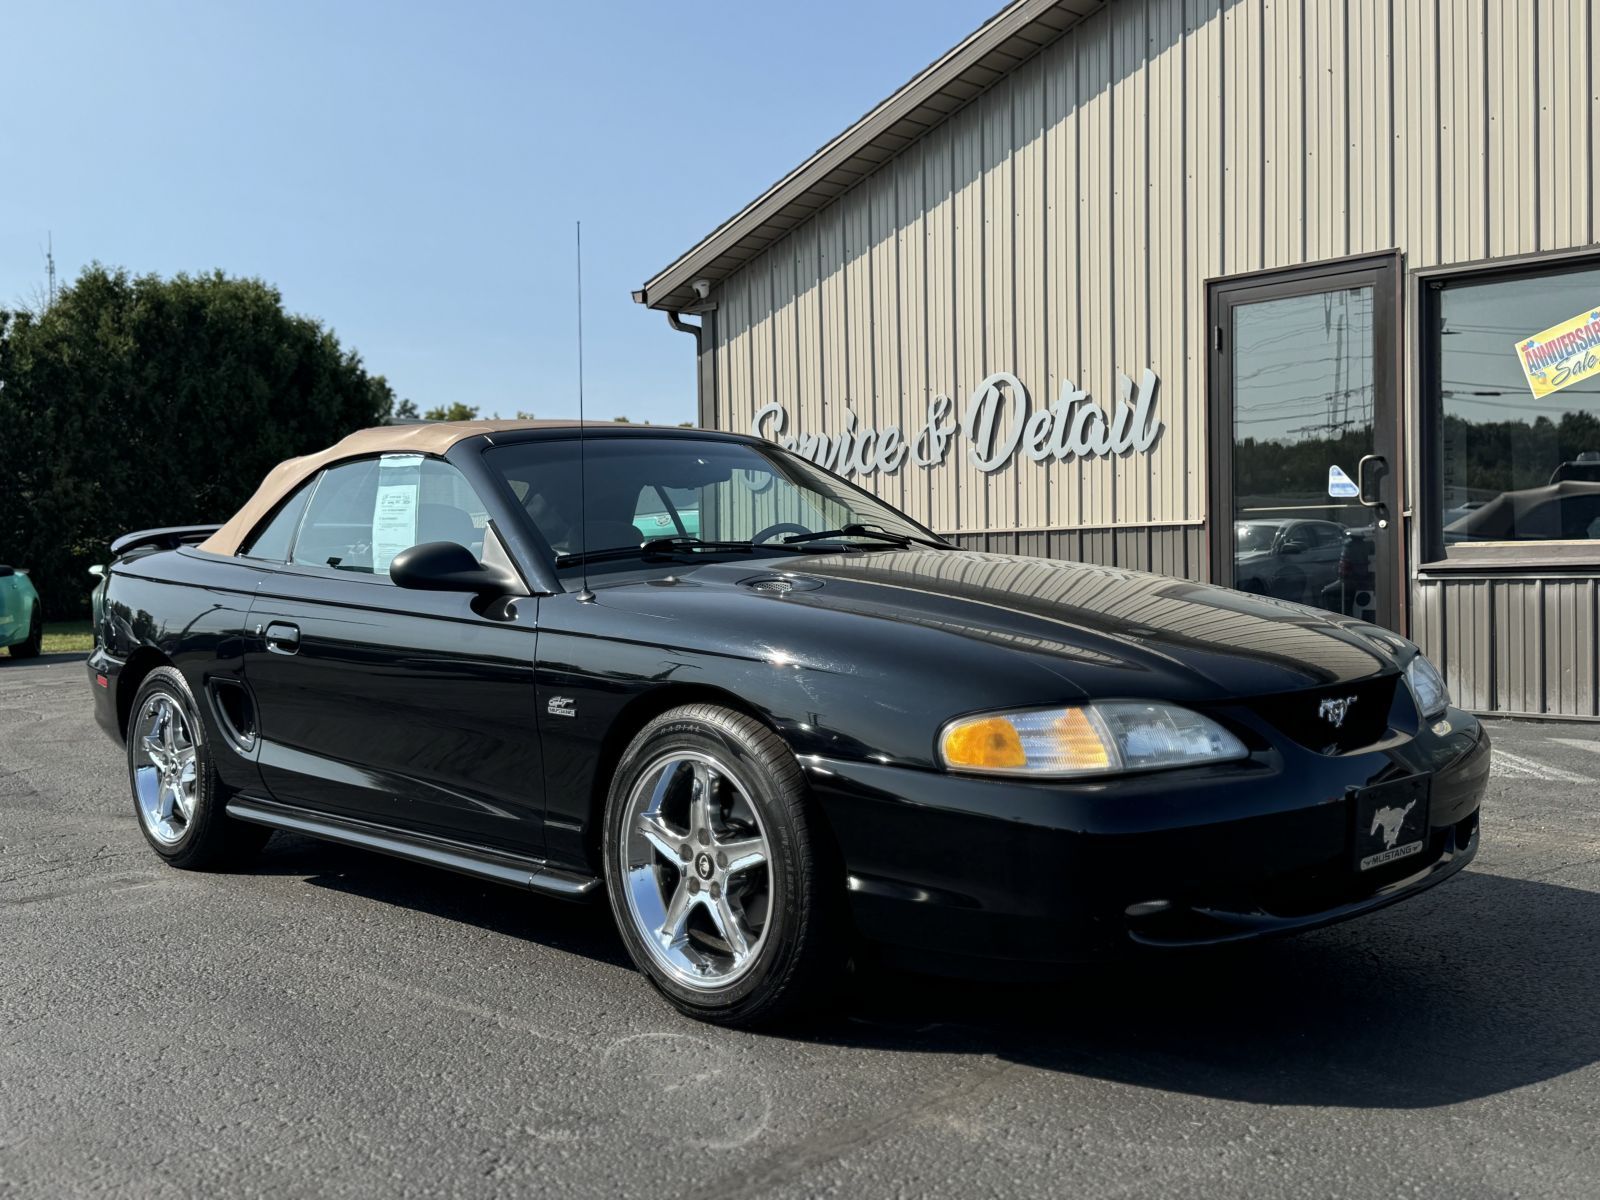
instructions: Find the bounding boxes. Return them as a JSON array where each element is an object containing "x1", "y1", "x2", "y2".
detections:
[
  {"x1": 294, "y1": 460, "x2": 381, "y2": 573},
  {"x1": 292, "y1": 456, "x2": 491, "y2": 576},
  {"x1": 416, "y1": 458, "x2": 490, "y2": 561},
  {"x1": 241, "y1": 480, "x2": 315, "y2": 562}
]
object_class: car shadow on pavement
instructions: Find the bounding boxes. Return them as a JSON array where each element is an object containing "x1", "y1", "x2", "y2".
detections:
[
  {"x1": 251, "y1": 832, "x2": 635, "y2": 970},
  {"x1": 828, "y1": 869, "x2": 1600, "y2": 1108},
  {"x1": 245, "y1": 837, "x2": 1597, "y2": 1109}
]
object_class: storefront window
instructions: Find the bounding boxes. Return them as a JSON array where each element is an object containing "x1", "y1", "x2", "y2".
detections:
[{"x1": 1435, "y1": 264, "x2": 1600, "y2": 553}]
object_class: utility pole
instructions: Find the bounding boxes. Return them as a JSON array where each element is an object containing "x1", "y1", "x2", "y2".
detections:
[{"x1": 45, "y1": 232, "x2": 57, "y2": 308}]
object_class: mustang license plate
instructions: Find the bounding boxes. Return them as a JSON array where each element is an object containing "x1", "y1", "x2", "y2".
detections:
[{"x1": 1351, "y1": 776, "x2": 1431, "y2": 873}]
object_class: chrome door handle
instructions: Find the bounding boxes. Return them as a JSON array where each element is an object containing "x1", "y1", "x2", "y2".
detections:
[
  {"x1": 264, "y1": 622, "x2": 300, "y2": 655},
  {"x1": 1357, "y1": 454, "x2": 1389, "y2": 507}
]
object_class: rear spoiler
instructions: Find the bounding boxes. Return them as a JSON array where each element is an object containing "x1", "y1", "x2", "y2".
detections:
[{"x1": 109, "y1": 524, "x2": 223, "y2": 558}]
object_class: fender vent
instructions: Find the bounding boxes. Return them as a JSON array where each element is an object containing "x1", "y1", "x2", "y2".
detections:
[{"x1": 208, "y1": 679, "x2": 258, "y2": 752}]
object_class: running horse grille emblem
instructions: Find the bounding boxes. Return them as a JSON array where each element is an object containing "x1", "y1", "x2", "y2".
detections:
[{"x1": 1318, "y1": 696, "x2": 1356, "y2": 728}]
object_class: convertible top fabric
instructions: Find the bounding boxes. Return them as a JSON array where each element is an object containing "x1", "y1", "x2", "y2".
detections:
[{"x1": 198, "y1": 420, "x2": 584, "y2": 556}]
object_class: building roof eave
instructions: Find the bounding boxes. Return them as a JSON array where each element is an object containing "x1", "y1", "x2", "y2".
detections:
[{"x1": 638, "y1": 0, "x2": 1105, "y2": 313}]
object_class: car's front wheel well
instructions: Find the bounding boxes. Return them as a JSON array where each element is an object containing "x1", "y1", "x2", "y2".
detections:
[
  {"x1": 117, "y1": 648, "x2": 173, "y2": 738},
  {"x1": 585, "y1": 685, "x2": 787, "y2": 872}
]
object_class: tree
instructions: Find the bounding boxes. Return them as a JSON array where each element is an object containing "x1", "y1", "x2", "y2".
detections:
[
  {"x1": 392, "y1": 398, "x2": 420, "y2": 420},
  {"x1": 424, "y1": 402, "x2": 478, "y2": 421},
  {"x1": 0, "y1": 265, "x2": 397, "y2": 618}
]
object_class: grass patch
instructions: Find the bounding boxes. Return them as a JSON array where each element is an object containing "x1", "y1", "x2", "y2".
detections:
[{"x1": 40, "y1": 621, "x2": 95, "y2": 654}]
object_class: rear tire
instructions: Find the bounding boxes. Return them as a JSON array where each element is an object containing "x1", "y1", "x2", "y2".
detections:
[
  {"x1": 602, "y1": 703, "x2": 847, "y2": 1027},
  {"x1": 9, "y1": 608, "x2": 41, "y2": 659},
  {"x1": 126, "y1": 666, "x2": 270, "y2": 869}
]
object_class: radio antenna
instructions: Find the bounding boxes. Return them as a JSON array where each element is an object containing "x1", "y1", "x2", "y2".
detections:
[{"x1": 574, "y1": 220, "x2": 594, "y2": 602}]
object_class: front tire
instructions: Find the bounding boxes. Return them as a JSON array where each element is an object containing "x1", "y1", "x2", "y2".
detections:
[
  {"x1": 127, "y1": 666, "x2": 269, "y2": 869},
  {"x1": 602, "y1": 704, "x2": 846, "y2": 1027}
]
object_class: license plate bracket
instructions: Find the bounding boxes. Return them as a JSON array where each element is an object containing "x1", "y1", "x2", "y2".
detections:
[{"x1": 1350, "y1": 775, "x2": 1432, "y2": 873}]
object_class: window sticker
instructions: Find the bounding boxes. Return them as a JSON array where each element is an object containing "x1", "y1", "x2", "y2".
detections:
[
  {"x1": 372, "y1": 454, "x2": 424, "y2": 573},
  {"x1": 1327, "y1": 464, "x2": 1360, "y2": 498},
  {"x1": 1514, "y1": 305, "x2": 1600, "y2": 398}
]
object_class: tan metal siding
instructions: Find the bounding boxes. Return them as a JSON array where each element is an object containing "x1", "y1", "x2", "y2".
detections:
[
  {"x1": 689, "y1": 0, "x2": 1600, "y2": 733},
  {"x1": 705, "y1": 0, "x2": 1599, "y2": 551},
  {"x1": 1416, "y1": 575, "x2": 1600, "y2": 719}
]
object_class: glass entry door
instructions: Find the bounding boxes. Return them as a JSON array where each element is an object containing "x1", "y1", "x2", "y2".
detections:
[{"x1": 1209, "y1": 255, "x2": 1401, "y2": 628}]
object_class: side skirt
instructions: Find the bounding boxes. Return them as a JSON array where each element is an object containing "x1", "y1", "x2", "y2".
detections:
[{"x1": 226, "y1": 796, "x2": 600, "y2": 900}]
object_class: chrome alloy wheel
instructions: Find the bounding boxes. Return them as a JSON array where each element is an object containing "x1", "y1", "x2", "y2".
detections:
[
  {"x1": 133, "y1": 693, "x2": 199, "y2": 846},
  {"x1": 619, "y1": 751, "x2": 774, "y2": 990}
]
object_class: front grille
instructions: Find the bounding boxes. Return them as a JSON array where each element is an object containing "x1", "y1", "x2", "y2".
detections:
[{"x1": 1249, "y1": 673, "x2": 1401, "y2": 754}]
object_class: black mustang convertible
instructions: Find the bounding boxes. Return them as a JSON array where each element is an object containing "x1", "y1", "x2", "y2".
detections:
[{"x1": 89, "y1": 421, "x2": 1489, "y2": 1025}]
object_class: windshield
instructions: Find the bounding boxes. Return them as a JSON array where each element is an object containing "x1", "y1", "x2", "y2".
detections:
[{"x1": 484, "y1": 436, "x2": 939, "y2": 568}]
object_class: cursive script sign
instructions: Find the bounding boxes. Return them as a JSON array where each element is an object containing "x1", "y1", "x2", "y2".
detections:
[{"x1": 752, "y1": 368, "x2": 1162, "y2": 477}]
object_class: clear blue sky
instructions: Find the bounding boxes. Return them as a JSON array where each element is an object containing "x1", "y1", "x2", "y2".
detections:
[{"x1": 1, "y1": 0, "x2": 992, "y2": 426}]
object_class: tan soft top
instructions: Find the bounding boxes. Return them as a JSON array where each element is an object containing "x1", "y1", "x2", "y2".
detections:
[{"x1": 199, "y1": 420, "x2": 584, "y2": 556}]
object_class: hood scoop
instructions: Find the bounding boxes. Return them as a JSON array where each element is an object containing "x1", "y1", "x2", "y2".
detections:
[{"x1": 738, "y1": 573, "x2": 825, "y2": 595}]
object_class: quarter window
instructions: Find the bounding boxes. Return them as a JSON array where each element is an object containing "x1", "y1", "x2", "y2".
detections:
[{"x1": 240, "y1": 481, "x2": 314, "y2": 562}]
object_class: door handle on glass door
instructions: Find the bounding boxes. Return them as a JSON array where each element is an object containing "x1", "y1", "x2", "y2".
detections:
[
  {"x1": 264, "y1": 622, "x2": 300, "y2": 655},
  {"x1": 1357, "y1": 454, "x2": 1388, "y2": 507}
]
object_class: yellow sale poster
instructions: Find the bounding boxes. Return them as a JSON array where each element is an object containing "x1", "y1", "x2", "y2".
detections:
[{"x1": 1514, "y1": 305, "x2": 1600, "y2": 398}]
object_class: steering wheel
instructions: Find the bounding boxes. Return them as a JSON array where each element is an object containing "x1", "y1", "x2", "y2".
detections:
[{"x1": 751, "y1": 522, "x2": 812, "y2": 544}]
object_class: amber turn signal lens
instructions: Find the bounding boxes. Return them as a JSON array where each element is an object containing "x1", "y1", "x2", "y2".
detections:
[
  {"x1": 1052, "y1": 708, "x2": 1111, "y2": 769},
  {"x1": 940, "y1": 715, "x2": 1027, "y2": 770}
]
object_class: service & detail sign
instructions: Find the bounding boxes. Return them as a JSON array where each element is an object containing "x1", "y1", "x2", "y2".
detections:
[{"x1": 751, "y1": 368, "x2": 1163, "y2": 478}]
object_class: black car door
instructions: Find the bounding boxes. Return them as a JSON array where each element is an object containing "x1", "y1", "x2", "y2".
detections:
[{"x1": 240, "y1": 454, "x2": 545, "y2": 853}]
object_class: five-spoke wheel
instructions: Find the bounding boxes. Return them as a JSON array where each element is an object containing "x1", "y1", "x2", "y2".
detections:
[
  {"x1": 133, "y1": 692, "x2": 199, "y2": 845},
  {"x1": 604, "y1": 704, "x2": 846, "y2": 1026},
  {"x1": 620, "y1": 751, "x2": 774, "y2": 989},
  {"x1": 125, "y1": 665, "x2": 270, "y2": 869}
]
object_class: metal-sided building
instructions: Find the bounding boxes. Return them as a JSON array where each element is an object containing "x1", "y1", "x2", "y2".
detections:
[{"x1": 636, "y1": 0, "x2": 1600, "y2": 721}]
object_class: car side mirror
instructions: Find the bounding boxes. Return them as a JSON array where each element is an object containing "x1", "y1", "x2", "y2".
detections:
[
  {"x1": 1279, "y1": 542, "x2": 1305, "y2": 556},
  {"x1": 390, "y1": 541, "x2": 517, "y2": 599}
]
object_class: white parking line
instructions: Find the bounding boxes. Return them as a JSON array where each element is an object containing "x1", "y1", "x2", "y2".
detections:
[
  {"x1": 1491, "y1": 747, "x2": 1593, "y2": 785},
  {"x1": 1547, "y1": 736, "x2": 1600, "y2": 756}
]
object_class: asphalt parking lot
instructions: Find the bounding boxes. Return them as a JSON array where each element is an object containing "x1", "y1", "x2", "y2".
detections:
[{"x1": 3, "y1": 653, "x2": 1598, "y2": 1199}]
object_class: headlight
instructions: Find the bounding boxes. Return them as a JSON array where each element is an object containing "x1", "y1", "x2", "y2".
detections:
[
  {"x1": 938, "y1": 702, "x2": 1248, "y2": 778},
  {"x1": 1405, "y1": 653, "x2": 1450, "y2": 719}
]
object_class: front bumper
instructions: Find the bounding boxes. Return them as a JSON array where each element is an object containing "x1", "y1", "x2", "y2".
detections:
[{"x1": 808, "y1": 710, "x2": 1489, "y2": 976}]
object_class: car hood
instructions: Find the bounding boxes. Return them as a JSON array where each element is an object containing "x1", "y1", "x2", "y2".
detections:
[{"x1": 669, "y1": 547, "x2": 1395, "y2": 701}]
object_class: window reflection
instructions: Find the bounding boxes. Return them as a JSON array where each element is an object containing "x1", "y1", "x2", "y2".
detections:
[
  {"x1": 1438, "y1": 266, "x2": 1600, "y2": 549},
  {"x1": 1232, "y1": 287, "x2": 1377, "y2": 618}
]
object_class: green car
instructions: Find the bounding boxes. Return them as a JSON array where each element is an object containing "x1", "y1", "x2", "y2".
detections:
[{"x1": 0, "y1": 561, "x2": 43, "y2": 659}]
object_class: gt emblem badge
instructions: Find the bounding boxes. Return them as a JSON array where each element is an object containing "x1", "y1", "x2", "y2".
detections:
[
  {"x1": 1370, "y1": 800, "x2": 1417, "y2": 849},
  {"x1": 1318, "y1": 696, "x2": 1355, "y2": 727},
  {"x1": 547, "y1": 696, "x2": 576, "y2": 718}
]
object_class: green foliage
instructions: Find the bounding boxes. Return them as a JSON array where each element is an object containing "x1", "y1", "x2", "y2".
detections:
[
  {"x1": 394, "y1": 398, "x2": 420, "y2": 419},
  {"x1": 1439, "y1": 409, "x2": 1600, "y2": 495},
  {"x1": 423, "y1": 402, "x2": 478, "y2": 421},
  {"x1": 0, "y1": 265, "x2": 397, "y2": 618},
  {"x1": 1234, "y1": 409, "x2": 1600, "y2": 507}
]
